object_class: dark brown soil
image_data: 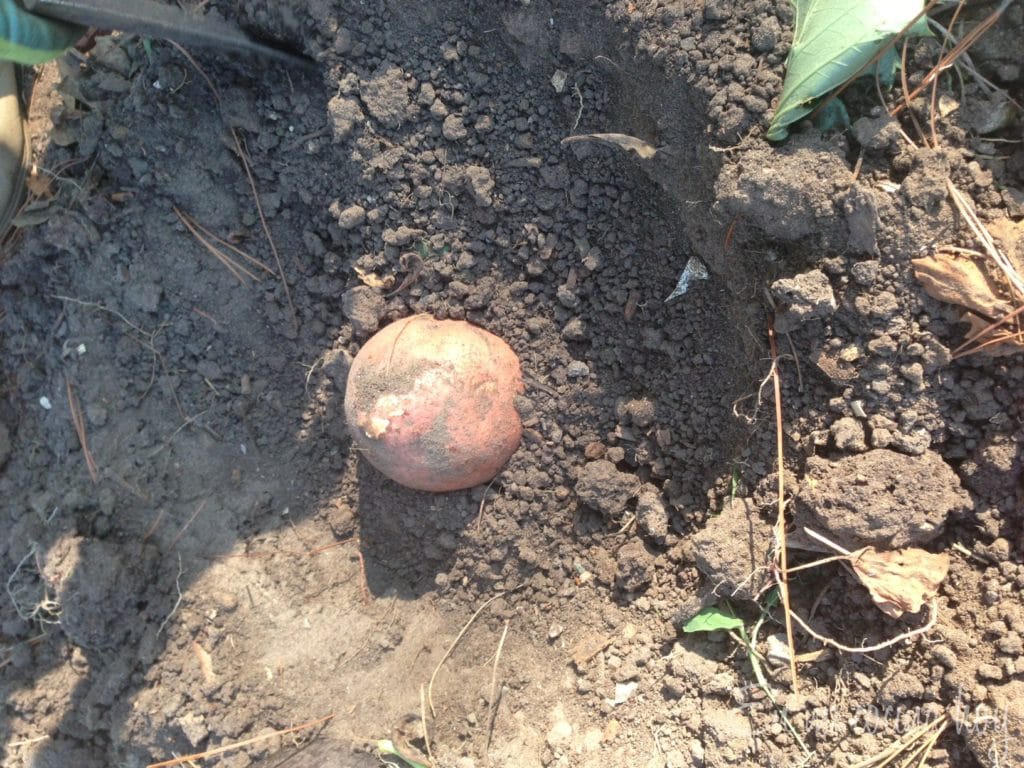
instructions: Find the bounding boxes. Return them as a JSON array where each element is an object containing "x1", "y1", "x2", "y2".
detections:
[{"x1": 1, "y1": 1, "x2": 1022, "y2": 767}]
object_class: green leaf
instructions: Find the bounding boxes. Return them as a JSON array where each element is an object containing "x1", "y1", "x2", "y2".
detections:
[
  {"x1": 682, "y1": 605, "x2": 745, "y2": 633},
  {"x1": 375, "y1": 740, "x2": 431, "y2": 768},
  {"x1": 0, "y1": 0, "x2": 84, "y2": 65},
  {"x1": 766, "y1": 0, "x2": 929, "y2": 142}
]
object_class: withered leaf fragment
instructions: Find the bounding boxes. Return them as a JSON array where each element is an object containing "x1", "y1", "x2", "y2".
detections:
[
  {"x1": 561, "y1": 133, "x2": 658, "y2": 159},
  {"x1": 850, "y1": 546, "x2": 950, "y2": 619},
  {"x1": 912, "y1": 253, "x2": 1012, "y2": 320}
]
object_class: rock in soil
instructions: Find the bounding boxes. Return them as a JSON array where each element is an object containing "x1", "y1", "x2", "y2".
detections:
[
  {"x1": 692, "y1": 497, "x2": 772, "y2": 601},
  {"x1": 770, "y1": 268, "x2": 836, "y2": 332},
  {"x1": 794, "y1": 449, "x2": 971, "y2": 549},
  {"x1": 575, "y1": 459, "x2": 641, "y2": 519}
]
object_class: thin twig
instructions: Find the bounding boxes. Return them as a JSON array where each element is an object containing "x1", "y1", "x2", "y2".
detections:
[
  {"x1": 952, "y1": 303, "x2": 1024, "y2": 357},
  {"x1": 484, "y1": 620, "x2": 510, "y2": 757},
  {"x1": 176, "y1": 208, "x2": 275, "y2": 276},
  {"x1": 167, "y1": 500, "x2": 208, "y2": 552},
  {"x1": 474, "y1": 478, "x2": 499, "y2": 530},
  {"x1": 420, "y1": 684, "x2": 435, "y2": 768},
  {"x1": 946, "y1": 178, "x2": 1024, "y2": 297},
  {"x1": 767, "y1": 322, "x2": 799, "y2": 693},
  {"x1": 891, "y1": 0, "x2": 1015, "y2": 116},
  {"x1": 787, "y1": 597, "x2": 939, "y2": 654},
  {"x1": 145, "y1": 713, "x2": 335, "y2": 768},
  {"x1": 174, "y1": 207, "x2": 262, "y2": 284},
  {"x1": 899, "y1": 37, "x2": 929, "y2": 146},
  {"x1": 169, "y1": 41, "x2": 297, "y2": 331},
  {"x1": 849, "y1": 712, "x2": 948, "y2": 768},
  {"x1": 357, "y1": 547, "x2": 371, "y2": 605},
  {"x1": 65, "y1": 376, "x2": 99, "y2": 483},
  {"x1": 157, "y1": 555, "x2": 184, "y2": 636},
  {"x1": 428, "y1": 591, "x2": 508, "y2": 717},
  {"x1": 141, "y1": 509, "x2": 166, "y2": 546}
]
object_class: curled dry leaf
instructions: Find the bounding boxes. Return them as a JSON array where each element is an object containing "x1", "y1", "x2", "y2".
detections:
[
  {"x1": 561, "y1": 133, "x2": 658, "y2": 159},
  {"x1": 353, "y1": 264, "x2": 394, "y2": 291},
  {"x1": 850, "y1": 546, "x2": 950, "y2": 619},
  {"x1": 912, "y1": 252, "x2": 1012, "y2": 320},
  {"x1": 913, "y1": 251, "x2": 1024, "y2": 356}
]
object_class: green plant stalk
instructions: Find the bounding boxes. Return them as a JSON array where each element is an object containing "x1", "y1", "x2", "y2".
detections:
[
  {"x1": 738, "y1": 597, "x2": 812, "y2": 758},
  {"x1": 376, "y1": 740, "x2": 431, "y2": 768}
]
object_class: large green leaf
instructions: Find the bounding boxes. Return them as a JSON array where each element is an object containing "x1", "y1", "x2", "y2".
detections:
[
  {"x1": 0, "y1": 0, "x2": 83, "y2": 65},
  {"x1": 766, "y1": 0, "x2": 928, "y2": 142}
]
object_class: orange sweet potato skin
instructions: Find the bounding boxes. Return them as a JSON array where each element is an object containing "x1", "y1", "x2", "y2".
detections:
[{"x1": 344, "y1": 316, "x2": 523, "y2": 492}]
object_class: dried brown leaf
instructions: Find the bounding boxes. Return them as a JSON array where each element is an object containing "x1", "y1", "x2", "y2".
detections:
[
  {"x1": 561, "y1": 133, "x2": 658, "y2": 159},
  {"x1": 191, "y1": 640, "x2": 215, "y2": 683},
  {"x1": 353, "y1": 265, "x2": 394, "y2": 291},
  {"x1": 960, "y1": 312, "x2": 1024, "y2": 357},
  {"x1": 570, "y1": 633, "x2": 613, "y2": 668},
  {"x1": 912, "y1": 253, "x2": 1012, "y2": 320},
  {"x1": 850, "y1": 547, "x2": 950, "y2": 619}
]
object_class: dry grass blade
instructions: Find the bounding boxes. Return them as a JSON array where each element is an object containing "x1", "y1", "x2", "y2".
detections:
[
  {"x1": 169, "y1": 42, "x2": 297, "y2": 330},
  {"x1": 767, "y1": 322, "x2": 799, "y2": 693},
  {"x1": 953, "y1": 302, "x2": 1024, "y2": 357},
  {"x1": 850, "y1": 712, "x2": 949, "y2": 768},
  {"x1": 65, "y1": 376, "x2": 99, "y2": 483},
  {"x1": 428, "y1": 591, "x2": 508, "y2": 717},
  {"x1": 174, "y1": 207, "x2": 261, "y2": 284},
  {"x1": 891, "y1": 0, "x2": 1015, "y2": 117},
  {"x1": 420, "y1": 684, "x2": 435, "y2": 768},
  {"x1": 946, "y1": 179, "x2": 1024, "y2": 297},
  {"x1": 175, "y1": 207, "x2": 276, "y2": 276},
  {"x1": 484, "y1": 620, "x2": 510, "y2": 756},
  {"x1": 145, "y1": 713, "x2": 334, "y2": 768},
  {"x1": 167, "y1": 500, "x2": 208, "y2": 552}
]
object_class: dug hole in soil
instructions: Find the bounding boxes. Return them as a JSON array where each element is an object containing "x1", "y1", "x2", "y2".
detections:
[{"x1": 1, "y1": 1, "x2": 1022, "y2": 767}]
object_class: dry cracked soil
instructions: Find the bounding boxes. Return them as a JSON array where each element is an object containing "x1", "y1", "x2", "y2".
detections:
[{"x1": 1, "y1": 1, "x2": 1022, "y2": 767}]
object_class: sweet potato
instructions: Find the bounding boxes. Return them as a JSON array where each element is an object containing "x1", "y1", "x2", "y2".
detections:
[{"x1": 344, "y1": 315, "x2": 523, "y2": 492}]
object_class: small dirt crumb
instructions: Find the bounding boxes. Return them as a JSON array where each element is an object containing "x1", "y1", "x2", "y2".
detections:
[
  {"x1": 562, "y1": 317, "x2": 586, "y2": 340},
  {"x1": 830, "y1": 416, "x2": 867, "y2": 452},
  {"x1": 326, "y1": 95, "x2": 364, "y2": 142},
  {"x1": 359, "y1": 65, "x2": 412, "y2": 128},
  {"x1": 575, "y1": 459, "x2": 640, "y2": 518},
  {"x1": 463, "y1": 165, "x2": 494, "y2": 206},
  {"x1": 442, "y1": 113, "x2": 468, "y2": 141},
  {"x1": 124, "y1": 281, "x2": 162, "y2": 314},
  {"x1": 621, "y1": 398, "x2": 656, "y2": 428},
  {"x1": 701, "y1": 706, "x2": 754, "y2": 761},
  {"x1": 332, "y1": 202, "x2": 366, "y2": 230},
  {"x1": 771, "y1": 269, "x2": 836, "y2": 332},
  {"x1": 341, "y1": 287, "x2": 385, "y2": 337},
  {"x1": 616, "y1": 541, "x2": 655, "y2": 592},
  {"x1": 635, "y1": 485, "x2": 669, "y2": 542},
  {"x1": 321, "y1": 348, "x2": 353, "y2": 394}
]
